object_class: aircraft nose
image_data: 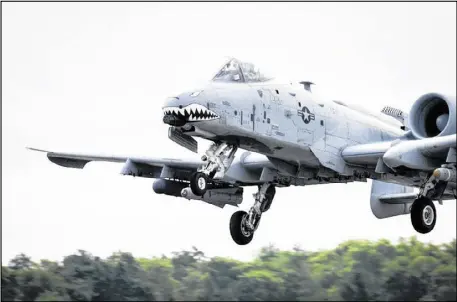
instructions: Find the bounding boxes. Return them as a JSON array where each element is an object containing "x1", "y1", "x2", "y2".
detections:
[
  {"x1": 162, "y1": 92, "x2": 220, "y2": 127},
  {"x1": 163, "y1": 96, "x2": 190, "y2": 108},
  {"x1": 162, "y1": 96, "x2": 189, "y2": 127}
]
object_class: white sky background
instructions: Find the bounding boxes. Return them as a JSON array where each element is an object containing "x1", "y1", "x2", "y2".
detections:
[{"x1": 2, "y1": 2, "x2": 456, "y2": 264}]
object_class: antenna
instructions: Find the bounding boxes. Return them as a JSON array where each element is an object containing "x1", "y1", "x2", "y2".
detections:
[{"x1": 299, "y1": 81, "x2": 315, "y2": 92}]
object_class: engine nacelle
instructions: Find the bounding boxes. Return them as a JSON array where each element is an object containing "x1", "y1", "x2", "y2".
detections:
[{"x1": 409, "y1": 93, "x2": 456, "y2": 139}]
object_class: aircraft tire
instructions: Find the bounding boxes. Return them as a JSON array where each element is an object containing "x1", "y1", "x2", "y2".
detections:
[
  {"x1": 230, "y1": 211, "x2": 254, "y2": 245},
  {"x1": 190, "y1": 172, "x2": 208, "y2": 196},
  {"x1": 410, "y1": 197, "x2": 436, "y2": 234}
]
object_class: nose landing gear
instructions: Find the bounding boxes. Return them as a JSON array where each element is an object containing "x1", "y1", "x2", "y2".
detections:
[
  {"x1": 189, "y1": 142, "x2": 238, "y2": 196},
  {"x1": 190, "y1": 172, "x2": 209, "y2": 196},
  {"x1": 230, "y1": 183, "x2": 276, "y2": 245}
]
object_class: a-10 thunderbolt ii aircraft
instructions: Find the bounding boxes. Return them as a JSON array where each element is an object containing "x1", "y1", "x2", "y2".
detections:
[{"x1": 29, "y1": 57, "x2": 456, "y2": 245}]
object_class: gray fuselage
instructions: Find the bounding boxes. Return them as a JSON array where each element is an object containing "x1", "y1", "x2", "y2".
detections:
[{"x1": 163, "y1": 79, "x2": 405, "y2": 179}]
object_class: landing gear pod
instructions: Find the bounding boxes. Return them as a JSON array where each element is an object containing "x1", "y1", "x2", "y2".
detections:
[{"x1": 370, "y1": 180, "x2": 413, "y2": 219}]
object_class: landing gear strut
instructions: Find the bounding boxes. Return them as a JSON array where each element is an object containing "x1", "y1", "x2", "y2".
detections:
[
  {"x1": 190, "y1": 142, "x2": 237, "y2": 196},
  {"x1": 410, "y1": 170, "x2": 443, "y2": 234},
  {"x1": 409, "y1": 164, "x2": 456, "y2": 234},
  {"x1": 230, "y1": 183, "x2": 276, "y2": 245}
]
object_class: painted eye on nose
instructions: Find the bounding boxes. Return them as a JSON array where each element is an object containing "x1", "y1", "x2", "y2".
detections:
[{"x1": 190, "y1": 91, "x2": 202, "y2": 97}]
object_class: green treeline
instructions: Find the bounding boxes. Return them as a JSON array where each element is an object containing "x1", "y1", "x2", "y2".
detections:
[{"x1": 2, "y1": 237, "x2": 456, "y2": 301}]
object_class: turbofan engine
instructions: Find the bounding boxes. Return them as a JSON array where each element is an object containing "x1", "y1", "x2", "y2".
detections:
[{"x1": 408, "y1": 93, "x2": 456, "y2": 139}]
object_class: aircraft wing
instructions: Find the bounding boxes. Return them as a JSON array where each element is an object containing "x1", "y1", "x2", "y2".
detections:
[
  {"x1": 27, "y1": 147, "x2": 203, "y2": 179},
  {"x1": 341, "y1": 134, "x2": 456, "y2": 171},
  {"x1": 28, "y1": 147, "x2": 257, "y2": 209}
]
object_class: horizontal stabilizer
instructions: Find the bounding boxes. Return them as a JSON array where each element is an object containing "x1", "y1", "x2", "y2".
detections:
[{"x1": 381, "y1": 106, "x2": 408, "y2": 125}]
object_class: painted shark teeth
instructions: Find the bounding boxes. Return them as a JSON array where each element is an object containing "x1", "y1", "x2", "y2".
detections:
[{"x1": 162, "y1": 104, "x2": 220, "y2": 122}]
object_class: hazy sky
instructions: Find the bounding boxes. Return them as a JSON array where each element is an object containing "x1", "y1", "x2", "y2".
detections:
[{"x1": 2, "y1": 2, "x2": 456, "y2": 264}]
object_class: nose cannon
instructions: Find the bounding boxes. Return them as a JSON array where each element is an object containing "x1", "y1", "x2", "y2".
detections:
[
  {"x1": 163, "y1": 110, "x2": 187, "y2": 127},
  {"x1": 162, "y1": 96, "x2": 188, "y2": 127}
]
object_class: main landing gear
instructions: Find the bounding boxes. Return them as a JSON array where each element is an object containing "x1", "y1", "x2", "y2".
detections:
[
  {"x1": 409, "y1": 168, "x2": 448, "y2": 234},
  {"x1": 190, "y1": 142, "x2": 238, "y2": 196},
  {"x1": 230, "y1": 183, "x2": 276, "y2": 245},
  {"x1": 410, "y1": 197, "x2": 437, "y2": 234}
]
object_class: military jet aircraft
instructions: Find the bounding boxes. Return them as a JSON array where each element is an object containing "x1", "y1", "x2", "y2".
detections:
[{"x1": 29, "y1": 57, "x2": 456, "y2": 245}]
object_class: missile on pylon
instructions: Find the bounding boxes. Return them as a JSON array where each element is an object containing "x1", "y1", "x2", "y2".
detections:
[{"x1": 433, "y1": 168, "x2": 456, "y2": 183}]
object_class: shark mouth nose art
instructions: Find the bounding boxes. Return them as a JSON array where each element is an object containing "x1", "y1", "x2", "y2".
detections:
[{"x1": 162, "y1": 104, "x2": 220, "y2": 123}]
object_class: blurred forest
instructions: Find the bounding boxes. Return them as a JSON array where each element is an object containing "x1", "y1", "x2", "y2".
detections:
[{"x1": 2, "y1": 237, "x2": 456, "y2": 301}]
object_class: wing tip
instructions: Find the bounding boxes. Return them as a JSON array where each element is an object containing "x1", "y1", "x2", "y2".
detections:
[{"x1": 26, "y1": 146, "x2": 49, "y2": 153}]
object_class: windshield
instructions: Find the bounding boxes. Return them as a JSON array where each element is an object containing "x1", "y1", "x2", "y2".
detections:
[{"x1": 212, "y1": 58, "x2": 273, "y2": 83}]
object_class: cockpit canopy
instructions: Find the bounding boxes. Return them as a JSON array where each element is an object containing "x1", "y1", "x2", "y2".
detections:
[{"x1": 212, "y1": 58, "x2": 273, "y2": 83}]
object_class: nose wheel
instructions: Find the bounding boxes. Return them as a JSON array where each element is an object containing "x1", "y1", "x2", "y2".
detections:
[
  {"x1": 229, "y1": 183, "x2": 275, "y2": 245},
  {"x1": 190, "y1": 172, "x2": 209, "y2": 196},
  {"x1": 189, "y1": 142, "x2": 238, "y2": 196},
  {"x1": 410, "y1": 197, "x2": 437, "y2": 234}
]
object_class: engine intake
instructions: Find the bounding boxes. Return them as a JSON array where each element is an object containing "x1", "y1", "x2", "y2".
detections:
[{"x1": 409, "y1": 93, "x2": 456, "y2": 139}]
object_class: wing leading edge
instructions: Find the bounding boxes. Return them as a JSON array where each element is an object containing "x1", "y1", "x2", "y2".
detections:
[
  {"x1": 27, "y1": 147, "x2": 206, "y2": 182},
  {"x1": 27, "y1": 147, "x2": 203, "y2": 170},
  {"x1": 341, "y1": 134, "x2": 456, "y2": 171}
]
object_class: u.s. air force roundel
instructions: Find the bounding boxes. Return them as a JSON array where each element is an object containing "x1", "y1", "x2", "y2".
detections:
[{"x1": 298, "y1": 106, "x2": 315, "y2": 124}]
